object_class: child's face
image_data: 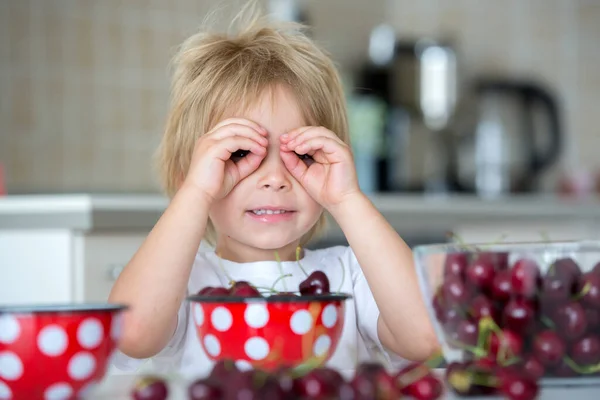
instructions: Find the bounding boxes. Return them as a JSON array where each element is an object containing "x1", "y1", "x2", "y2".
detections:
[{"x1": 209, "y1": 84, "x2": 323, "y2": 261}]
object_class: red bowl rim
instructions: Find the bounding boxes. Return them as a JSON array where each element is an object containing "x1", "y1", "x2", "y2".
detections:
[
  {"x1": 186, "y1": 293, "x2": 352, "y2": 304},
  {"x1": 0, "y1": 303, "x2": 128, "y2": 314}
]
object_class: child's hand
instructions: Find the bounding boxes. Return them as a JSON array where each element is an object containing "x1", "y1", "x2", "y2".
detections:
[
  {"x1": 185, "y1": 118, "x2": 268, "y2": 203},
  {"x1": 280, "y1": 126, "x2": 360, "y2": 209}
]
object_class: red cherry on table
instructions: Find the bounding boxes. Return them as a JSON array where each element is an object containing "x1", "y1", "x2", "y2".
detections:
[
  {"x1": 510, "y1": 258, "x2": 541, "y2": 298},
  {"x1": 401, "y1": 373, "x2": 443, "y2": 400},
  {"x1": 533, "y1": 330, "x2": 566, "y2": 367},
  {"x1": 188, "y1": 378, "x2": 222, "y2": 400},
  {"x1": 499, "y1": 373, "x2": 539, "y2": 400},
  {"x1": 299, "y1": 271, "x2": 330, "y2": 295},
  {"x1": 132, "y1": 376, "x2": 169, "y2": 400},
  {"x1": 521, "y1": 355, "x2": 546, "y2": 380}
]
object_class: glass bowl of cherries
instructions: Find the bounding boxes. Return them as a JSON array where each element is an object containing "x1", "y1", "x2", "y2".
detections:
[
  {"x1": 186, "y1": 266, "x2": 352, "y2": 374},
  {"x1": 414, "y1": 239, "x2": 600, "y2": 392}
]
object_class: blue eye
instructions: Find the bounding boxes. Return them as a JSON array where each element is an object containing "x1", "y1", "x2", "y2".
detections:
[{"x1": 295, "y1": 152, "x2": 314, "y2": 165}]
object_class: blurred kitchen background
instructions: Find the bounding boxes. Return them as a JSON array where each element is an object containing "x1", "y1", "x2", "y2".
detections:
[{"x1": 1, "y1": 0, "x2": 600, "y2": 304}]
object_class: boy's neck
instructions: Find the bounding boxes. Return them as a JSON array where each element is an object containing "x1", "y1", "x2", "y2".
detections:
[{"x1": 214, "y1": 239, "x2": 303, "y2": 263}]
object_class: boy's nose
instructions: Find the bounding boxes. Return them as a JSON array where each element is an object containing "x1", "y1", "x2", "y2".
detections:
[{"x1": 256, "y1": 154, "x2": 291, "y2": 191}]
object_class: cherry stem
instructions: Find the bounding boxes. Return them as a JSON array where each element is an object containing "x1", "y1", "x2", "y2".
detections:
[
  {"x1": 540, "y1": 315, "x2": 556, "y2": 329},
  {"x1": 273, "y1": 251, "x2": 288, "y2": 291},
  {"x1": 255, "y1": 286, "x2": 280, "y2": 293},
  {"x1": 563, "y1": 356, "x2": 600, "y2": 374},
  {"x1": 271, "y1": 274, "x2": 293, "y2": 291},
  {"x1": 296, "y1": 246, "x2": 309, "y2": 278},
  {"x1": 336, "y1": 256, "x2": 345, "y2": 294}
]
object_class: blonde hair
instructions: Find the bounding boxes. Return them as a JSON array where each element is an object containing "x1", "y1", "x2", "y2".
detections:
[{"x1": 156, "y1": 1, "x2": 349, "y2": 246}]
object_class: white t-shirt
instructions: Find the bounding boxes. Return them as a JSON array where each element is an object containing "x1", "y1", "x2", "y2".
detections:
[{"x1": 110, "y1": 244, "x2": 408, "y2": 379}]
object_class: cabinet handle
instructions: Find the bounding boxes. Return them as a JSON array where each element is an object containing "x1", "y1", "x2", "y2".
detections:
[{"x1": 107, "y1": 264, "x2": 124, "y2": 281}]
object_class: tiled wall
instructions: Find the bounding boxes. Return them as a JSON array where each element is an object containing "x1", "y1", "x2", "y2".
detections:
[{"x1": 0, "y1": 0, "x2": 598, "y2": 194}]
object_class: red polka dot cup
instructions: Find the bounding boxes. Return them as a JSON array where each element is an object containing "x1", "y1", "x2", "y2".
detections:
[
  {"x1": 187, "y1": 294, "x2": 351, "y2": 372},
  {"x1": 0, "y1": 303, "x2": 127, "y2": 400}
]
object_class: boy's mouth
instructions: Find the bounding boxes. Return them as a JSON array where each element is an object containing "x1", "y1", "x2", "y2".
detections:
[{"x1": 248, "y1": 209, "x2": 293, "y2": 215}]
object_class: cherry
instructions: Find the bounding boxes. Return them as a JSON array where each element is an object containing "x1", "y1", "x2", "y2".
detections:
[
  {"x1": 491, "y1": 269, "x2": 513, "y2": 303},
  {"x1": 293, "y1": 368, "x2": 337, "y2": 398},
  {"x1": 336, "y1": 382, "x2": 358, "y2": 400},
  {"x1": 445, "y1": 362, "x2": 496, "y2": 396},
  {"x1": 442, "y1": 275, "x2": 472, "y2": 307},
  {"x1": 469, "y1": 294, "x2": 499, "y2": 323},
  {"x1": 465, "y1": 257, "x2": 496, "y2": 292},
  {"x1": 299, "y1": 271, "x2": 330, "y2": 295},
  {"x1": 451, "y1": 319, "x2": 479, "y2": 347},
  {"x1": 353, "y1": 363, "x2": 398, "y2": 399},
  {"x1": 478, "y1": 251, "x2": 510, "y2": 270},
  {"x1": 222, "y1": 370, "x2": 260, "y2": 400},
  {"x1": 550, "y1": 257, "x2": 582, "y2": 281},
  {"x1": 401, "y1": 373, "x2": 443, "y2": 400},
  {"x1": 257, "y1": 376, "x2": 287, "y2": 400},
  {"x1": 570, "y1": 335, "x2": 600, "y2": 365},
  {"x1": 551, "y1": 358, "x2": 577, "y2": 377},
  {"x1": 499, "y1": 374, "x2": 539, "y2": 400},
  {"x1": 132, "y1": 376, "x2": 169, "y2": 400},
  {"x1": 208, "y1": 360, "x2": 240, "y2": 386},
  {"x1": 230, "y1": 281, "x2": 262, "y2": 297},
  {"x1": 541, "y1": 269, "x2": 577, "y2": 305},
  {"x1": 510, "y1": 259, "x2": 541, "y2": 298},
  {"x1": 502, "y1": 298, "x2": 536, "y2": 335},
  {"x1": 489, "y1": 329, "x2": 524, "y2": 359},
  {"x1": 586, "y1": 308, "x2": 600, "y2": 332},
  {"x1": 592, "y1": 262, "x2": 600, "y2": 276},
  {"x1": 552, "y1": 301, "x2": 588, "y2": 341},
  {"x1": 532, "y1": 330, "x2": 566, "y2": 367},
  {"x1": 579, "y1": 272, "x2": 600, "y2": 308},
  {"x1": 188, "y1": 378, "x2": 222, "y2": 400},
  {"x1": 444, "y1": 252, "x2": 469, "y2": 279},
  {"x1": 521, "y1": 355, "x2": 545, "y2": 380},
  {"x1": 198, "y1": 286, "x2": 231, "y2": 296}
]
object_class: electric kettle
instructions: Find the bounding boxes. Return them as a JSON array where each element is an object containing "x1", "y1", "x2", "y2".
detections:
[{"x1": 452, "y1": 78, "x2": 562, "y2": 197}]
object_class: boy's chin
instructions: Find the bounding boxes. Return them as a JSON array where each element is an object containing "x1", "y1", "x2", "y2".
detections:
[{"x1": 238, "y1": 233, "x2": 303, "y2": 252}]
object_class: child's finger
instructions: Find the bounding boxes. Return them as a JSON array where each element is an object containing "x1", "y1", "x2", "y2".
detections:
[
  {"x1": 280, "y1": 149, "x2": 308, "y2": 182},
  {"x1": 208, "y1": 124, "x2": 269, "y2": 146},
  {"x1": 213, "y1": 136, "x2": 266, "y2": 162},
  {"x1": 209, "y1": 118, "x2": 268, "y2": 136},
  {"x1": 280, "y1": 126, "x2": 313, "y2": 143},
  {"x1": 288, "y1": 136, "x2": 347, "y2": 164}
]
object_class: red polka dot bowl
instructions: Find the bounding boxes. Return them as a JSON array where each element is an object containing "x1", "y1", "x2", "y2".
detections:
[
  {"x1": 0, "y1": 303, "x2": 127, "y2": 400},
  {"x1": 187, "y1": 294, "x2": 351, "y2": 373}
]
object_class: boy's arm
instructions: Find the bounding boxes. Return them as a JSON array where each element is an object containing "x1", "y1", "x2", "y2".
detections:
[
  {"x1": 108, "y1": 184, "x2": 211, "y2": 359},
  {"x1": 329, "y1": 193, "x2": 440, "y2": 361}
]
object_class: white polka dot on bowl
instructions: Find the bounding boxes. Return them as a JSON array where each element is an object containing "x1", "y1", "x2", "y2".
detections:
[
  {"x1": 194, "y1": 304, "x2": 204, "y2": 327},
  {"x1": 37, "y1": 325, "x2": 68, "y2": 357},
  {"x1": 321, "y1": 304, "x2": 338, "y2": 328},
  {"x1": 289, "y1": 310, "x2": 313, "y2": 335},
  {"x1": 244, "y1": 303, "x2": 269, "y2": 329},
  {"x1": 44, "y1": 382, "x2": 73, "y2": 400},
  {"x1": 77, "y1": 318, "x2": 104, "y2": 349},
  {"x1": 0, "y1": 351, "x2": 23, "y2": 381},
  {"x1": 313, "y1": 334, "x2": 331, "y2": 357},
  {"x1": 67, "y1": 352, "x2": 96, "y2": 380},
  {"x1": 211, "y1": 307, "x2": 233, "y2": 332},
  {"x1": 0, "y1": 381, "x2": 12, "y2": 400},
  {"x1": 203, "y1": 334, "x2": 221, "y2": 357},
  {"x1": 0, "y1": 315, "x2": 20, "y2": 344},
  {"x1": 244, "y1": 337, "x2": 270, "y2": 361}
]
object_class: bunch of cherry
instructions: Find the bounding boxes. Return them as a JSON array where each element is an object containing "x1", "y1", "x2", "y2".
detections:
[
  {"x1": 132, "y1": 358, "x2": 444, "y2": 400},
  {"x1": 435, "y1": 248, "x2": 600, "y2": 398},
  {"x1": 198, "y1": 270, "x2": 333, "y2": 298}
]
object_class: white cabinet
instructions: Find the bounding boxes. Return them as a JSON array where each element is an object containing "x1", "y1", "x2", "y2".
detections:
[{"x1": 0, "y1": 229, "x2": 147, "y2": 305}]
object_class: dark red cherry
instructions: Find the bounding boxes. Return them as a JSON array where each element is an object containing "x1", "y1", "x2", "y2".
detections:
[
  {"x1": 533, "y1": 330, "x2": 566, "y2": 367},
  {"x1": 200, "y1": 287, "x2": 230, "y2": 296},
  {"x1": 230, "y1": 281, "x2": 262, "y2": 297},
  {"x1": 499, "y1": 373, "x2": 539, "y2": 400},
  {"x1": 550, "y1": 257, "x2": 582, "y2": 281},
  {"x1": 510, "y1": 259, "x2": 541, "y2": 298},
  {"x1": 477, "y1": 251, "x2": 510, "y2": 270},
  {"x1": 299, "y1": 271, "x2": 330, "y2": 295},
  {"x1": 452, "y1": 319, "x2": 479, "y2": 347},
  {"x1": 132, "y1": 376, "x2": 169, "y2": 400},
  {"x1": 541, "y1": 271, "x2": 577, "y2": 305},
  {"x1": 570, "y1": 335, "x2": 600, "y2": 366},
  {"x1": 552, "y1": 301, "x2": 588, "y2": 341},
  {"x1": 465, "y1": 257, "x2": 496, "y2": 292},
  {"x1": 551, "y1": 358, "x2": 577, "y2": 377},
  {"x1": 442, "y1": 275, "x2": 472, "y2": 307},
  {"x1": 491, "y1": 269, "x2": 513, "y2": 303},
  {"x1": 188, "y1": 378, "x2": 222, "y2": 400},
  {"x1": 489, "y1": 329, "x2": 524, "y2": 359},
  {"x1": 293, "y1": 368, "x2": 337, "y2": 398},
  {"x1": 502, "y1": 298, "x2": 536, "y2": 335},
  {"x1": 469, "y1": 294, "x2": 499, "y2": 323},
  {"x1": 401, "y1": 373, "x2": 443, "y2": 400},
  {"x1": 521, "y1": 355, "x2": 545, "y2": 380},
  {"x1": 579, "y1": 272, "x2": 600, "y2": 308},
  {"x1": 592, "y1": 262, "x2": 600, "y2": 276},
  {"x1": 586, "y1": 308, "x2": 600, "y2": 332},
  {"x1": 444, "y1": 252, "x2": 469, "y2": 279}
]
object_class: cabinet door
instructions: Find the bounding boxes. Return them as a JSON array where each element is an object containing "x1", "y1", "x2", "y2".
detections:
[{"x1": 73, "y1": 232, "x2": 147, "y2": 303}]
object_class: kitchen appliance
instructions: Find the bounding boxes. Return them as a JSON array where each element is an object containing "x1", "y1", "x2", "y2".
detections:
[
  {"x1": 358, "y1": 25, "x2": 460, "y2": 193},
  {"x1": 451, "y1": 79, "x2": 562, "y2": 197}
]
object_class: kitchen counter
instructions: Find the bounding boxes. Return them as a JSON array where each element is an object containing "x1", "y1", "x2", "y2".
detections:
[{"x1": 2, "y1": 193, "x2": 600, "y2": 236}]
